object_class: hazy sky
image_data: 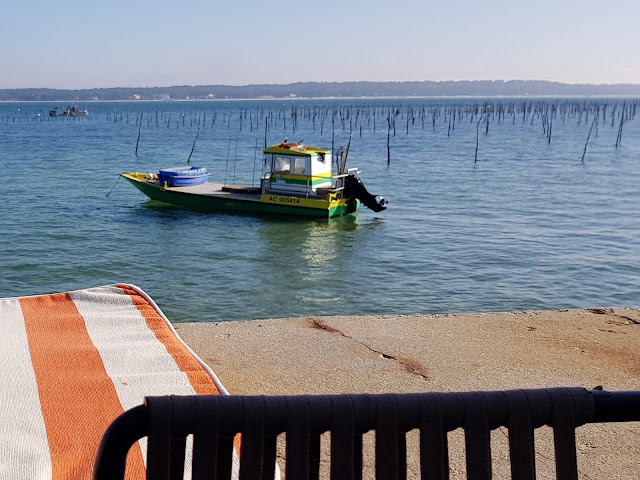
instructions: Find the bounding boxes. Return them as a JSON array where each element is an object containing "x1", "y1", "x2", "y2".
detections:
[{"x1": 2, "y1": 0, "x2": 639, "y2": 89}]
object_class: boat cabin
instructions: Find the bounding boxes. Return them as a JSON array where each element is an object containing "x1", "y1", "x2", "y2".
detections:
[{"x1": 262, "y1": 141, "x2": 332, "y2": 196}]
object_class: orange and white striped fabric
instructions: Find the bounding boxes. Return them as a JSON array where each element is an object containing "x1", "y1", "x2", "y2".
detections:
[{"x1": 0, "y1": 284, "x2": 229, "y2": 480}]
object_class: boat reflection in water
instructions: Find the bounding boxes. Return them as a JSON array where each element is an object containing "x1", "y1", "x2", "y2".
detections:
[{"x1": 255, "y1": 214, "x2": 382, "y2": 311}]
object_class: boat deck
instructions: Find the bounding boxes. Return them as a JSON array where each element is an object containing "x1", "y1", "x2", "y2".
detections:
[
  {"x1": 155, "y1": 180, "x2": 327, "y2": 201},
  {"x1": 165, "y1": 181, "x2": 259, "y2": 199}
]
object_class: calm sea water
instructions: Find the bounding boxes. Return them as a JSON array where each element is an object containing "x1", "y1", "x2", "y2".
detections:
[{"x1": 1, "y1": 99, "x2": 639, "y2": 322}]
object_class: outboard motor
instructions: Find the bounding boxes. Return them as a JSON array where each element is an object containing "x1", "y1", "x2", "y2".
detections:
[{"x1": 343, "y1": 174, "x2": 388, "y2": 212}]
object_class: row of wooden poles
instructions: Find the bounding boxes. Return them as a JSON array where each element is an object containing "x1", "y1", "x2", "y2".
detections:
[
  {"x1": 3, "y1": 100, "x2": 638, "y2": 163},
  {"x1": 126, "y1": 100, "x2": 637, "y2": 164},
  {"x1": 5, "y1": 100, "x2": 637, "y2": 135},
  {"x1": 4, "y1": 100, "x2": 637, "y2": 131},
  {"x1": 127, "y1": 100, "x2": 638, "y2": 164},
  {"x1": 121, "y1": 100, "x2": 638, "y2": 131}
]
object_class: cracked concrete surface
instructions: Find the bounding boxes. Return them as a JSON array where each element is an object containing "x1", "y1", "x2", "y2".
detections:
[
  {"x1": 310, "y1": 317, "x2": 431, "y2": 381},
  {"x1": 175, "y1": 308, "x2": 640, "y2": 479}
]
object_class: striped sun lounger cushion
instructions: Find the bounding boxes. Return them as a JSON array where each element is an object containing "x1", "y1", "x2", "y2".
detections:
[{"x1": 0, "y1": 284, "x2": 228, "y2": 479}]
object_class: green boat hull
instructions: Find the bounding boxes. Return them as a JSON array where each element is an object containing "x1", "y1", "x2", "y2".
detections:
[{"x1": 123, "y1": 174, "x2": 356, "y2": 218}]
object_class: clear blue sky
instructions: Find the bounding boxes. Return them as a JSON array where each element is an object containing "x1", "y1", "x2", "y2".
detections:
[{"x1": 2, "y1": 0, "x2": 639, "y2": 89}]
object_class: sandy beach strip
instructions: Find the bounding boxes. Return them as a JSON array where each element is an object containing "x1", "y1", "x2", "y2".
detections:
[{"x1": 175, "y1": 308, "x2": 640, "y2": 479}]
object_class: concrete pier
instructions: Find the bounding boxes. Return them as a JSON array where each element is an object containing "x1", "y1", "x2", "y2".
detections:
[{"x1": 176, "y1": 308, "x2": 640, "y2": 479}]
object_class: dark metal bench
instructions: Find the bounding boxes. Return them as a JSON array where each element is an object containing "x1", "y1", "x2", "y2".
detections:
[{"x1": 93, "y1": 387, "x2": 639, "y2": 480}]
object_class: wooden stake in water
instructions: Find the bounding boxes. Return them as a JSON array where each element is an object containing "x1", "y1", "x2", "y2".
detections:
[
  {"x1": 386, "y1": 116, "x2": 391, "y2": 165},
  {"x1": 232, "y1": 137, "x2": 238, "y2": 184},
  {"x1": 252, "y1": 139, "x2": 258, "y2": 188},
  {"x1": 582, "y1": 116, "x2": 598, "y2": 164},
  {"x1": 187, "y1": 125, "x2": 200, "y2": 165},
  {"x1": 264, "y1": 116, "x2": 268, "y2": 151},
  {"x1": 475, "y1": 116, "x2": 482, "y2": 163},
  {"x1": 615, "y1": 105, "x2": 625, "y2": 148},
  {"x1": 135, "y1": 113, "x2": 143, "y2": 157},
  {"x1": 224, "y1": 138, "x2": 231, "y2": 187}
]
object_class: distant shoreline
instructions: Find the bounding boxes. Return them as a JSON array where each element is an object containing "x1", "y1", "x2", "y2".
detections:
[
  {"x1": 3, "y1": 80, "x2": 640, "y2": 103},
  {"x1": 3, "y1": 94, "x2": 640, "y2": 104}
]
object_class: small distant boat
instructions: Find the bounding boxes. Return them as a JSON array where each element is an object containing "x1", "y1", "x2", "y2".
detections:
[
  {"x1": 121, "y1": 140, "x2": 387, "y2": 218},
  {"x1": 49, "y1": 105, "x2": 88, "y2": 117}
]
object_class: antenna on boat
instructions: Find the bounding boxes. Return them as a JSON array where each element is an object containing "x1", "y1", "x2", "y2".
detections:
[
  {"x1": 331, "y1": 114, "x2": 335, "y2": 168},
  {"x1": 339, "y1": 133, "x2": 352, "y2": 175},
  {"x1": 187, "y1": 125, "x2": 200, "y2": 165}
]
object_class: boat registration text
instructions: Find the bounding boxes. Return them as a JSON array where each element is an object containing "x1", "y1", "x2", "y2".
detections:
[
  {"x1": 265, "y1": 195, "x2": 301, "y2": 204},
  {"x1": 260, "y1": 194, "x2": 333, "y2": 209}
]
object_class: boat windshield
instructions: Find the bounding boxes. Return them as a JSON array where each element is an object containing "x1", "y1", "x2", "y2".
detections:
[{"x1": 274, "y1": 156, "x2": 291, "y2": 174}]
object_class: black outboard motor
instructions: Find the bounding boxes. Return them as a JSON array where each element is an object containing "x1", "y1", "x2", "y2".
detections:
[{"x1": 343, "y1": 174, "x2": 388, "y2": 212}]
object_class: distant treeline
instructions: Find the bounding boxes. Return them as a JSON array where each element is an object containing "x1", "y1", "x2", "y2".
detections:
[{"x1": 2, "y1": 80, "x2": 640, "y2": 102}]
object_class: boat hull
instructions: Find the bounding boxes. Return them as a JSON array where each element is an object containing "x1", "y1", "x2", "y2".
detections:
[{"x1": 121, "y1": 173, "x2": 357, "y2": 218}]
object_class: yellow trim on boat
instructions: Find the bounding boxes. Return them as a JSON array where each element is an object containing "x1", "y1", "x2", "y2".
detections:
[
  {"x1": 270, "y1": 172, "x2": 332, "y2": 182},
  {"x1": 260, "y1": 194, "x2": 344, "y2": 209},
  {"x1": 263, "y1": 145, "x2": 330, "y2": 156},
  {"x1": 124, "y1": 172, "x2": 157, "y2": 181}
]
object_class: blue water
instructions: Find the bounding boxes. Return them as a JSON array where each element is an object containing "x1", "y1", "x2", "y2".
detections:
[{"x1": 1, "y1": 99, "x2": 639, "y2": 322}]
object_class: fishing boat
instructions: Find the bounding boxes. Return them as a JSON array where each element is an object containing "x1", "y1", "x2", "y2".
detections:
[
  {"x1": 49, "y1": 105, "x2": 88, "y2": 117},
  {"x1": 121, "y1": 140, "x2": 387, "y2": 218}
]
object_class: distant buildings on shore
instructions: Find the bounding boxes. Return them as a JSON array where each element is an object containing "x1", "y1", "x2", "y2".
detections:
[{"x1": 2, "y1": 80, "x2": 640, "y2": 102}]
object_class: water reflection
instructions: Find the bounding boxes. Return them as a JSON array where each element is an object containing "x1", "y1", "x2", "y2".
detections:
[
  {"x1": 258, "y1": 215, "x2": 359, "y2": 268},
  {"x1": 301, "y1": 217, "x2": 358, "y2": 266},
  {"x1": 254, "y1": 215, "x2": 364, "y2": 313}
]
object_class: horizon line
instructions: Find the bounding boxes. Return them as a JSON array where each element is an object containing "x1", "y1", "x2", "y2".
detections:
[{"x1": 3, "y1": 79, "x2": 640, "y2": 91}]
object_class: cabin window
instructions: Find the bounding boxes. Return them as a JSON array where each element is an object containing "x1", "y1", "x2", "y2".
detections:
[
  {"x1": 317, "y1": 152, "x2": 326, "y2": 163},
  {"x1": 291, "y1": 157, "x2": 307, "y2": 175},
  {"x1": 274, "y1": 156, "x2": 291, "y2": 173}
]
